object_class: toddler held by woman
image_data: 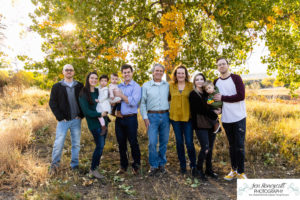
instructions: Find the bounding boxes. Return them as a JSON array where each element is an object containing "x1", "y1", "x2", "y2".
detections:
[{"x1": 96, "y1": 75, "x2": 111, "y2": 135}]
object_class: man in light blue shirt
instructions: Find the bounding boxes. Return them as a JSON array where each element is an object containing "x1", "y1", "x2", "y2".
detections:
[
  {"x1": 140, "y1": 63, "x2": 170, "y2": 176},
  {"x1": 114, "y1": 64, "x2": 141, "y2": 175}
]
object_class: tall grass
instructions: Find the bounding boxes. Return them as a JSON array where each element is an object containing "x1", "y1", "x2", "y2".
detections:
[
  {"x1": 0, "y1": 86, "x2": 52, "y2": 190},
  {"x1": 245, "y1": 100, "x2": 300, "y2": 167}
]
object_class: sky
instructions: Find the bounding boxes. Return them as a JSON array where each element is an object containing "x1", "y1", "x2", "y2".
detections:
[{"x1": 0, "y1": 0, "x2": 269, "y2": 74}]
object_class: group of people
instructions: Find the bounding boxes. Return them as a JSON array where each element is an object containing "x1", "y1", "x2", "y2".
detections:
[{"x1": 49, "y1": 57, "x2": 247, "y2": 181}]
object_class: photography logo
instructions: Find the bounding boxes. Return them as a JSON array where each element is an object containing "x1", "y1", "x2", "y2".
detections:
[{"x1": 237, "y1": 179, "x2": 300, "y2": 200}]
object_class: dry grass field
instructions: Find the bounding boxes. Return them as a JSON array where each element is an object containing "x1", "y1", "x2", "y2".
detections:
[{"x1": 0, "y1": 86, "x2": 299, "y2": 199}]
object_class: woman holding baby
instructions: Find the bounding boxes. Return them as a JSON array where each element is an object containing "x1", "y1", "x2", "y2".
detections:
[{"x1": 189, "y1": 73, "x2": 221, "y2": 181}]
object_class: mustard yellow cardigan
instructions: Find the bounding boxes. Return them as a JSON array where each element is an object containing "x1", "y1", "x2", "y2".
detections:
[{"x1": 169, "y1": 82, "x2": 193, "y2": 122}]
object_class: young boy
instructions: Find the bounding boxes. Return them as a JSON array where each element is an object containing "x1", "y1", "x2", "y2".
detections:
[
  {"x1": 203, "y1": 80, "x2": 223, "y2": 133},
  {"x1": 109, "y1": 73, "x2": 122, "y2": 117}
]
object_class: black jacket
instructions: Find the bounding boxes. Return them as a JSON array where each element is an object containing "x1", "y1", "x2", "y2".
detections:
[
  {"x1": 49, "y1": 81, "x2": 84, "y2": 121},
  {"x1": 189, "y1": 90, "x2": 218, "y2": 130}
]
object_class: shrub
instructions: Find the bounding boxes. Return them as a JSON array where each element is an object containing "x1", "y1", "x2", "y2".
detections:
[
  {"x1": 261, "y1": 77, "x2": 275, "y2": 88},
  {"x1": 10, "y1": 70, "x2": 35, "y2": 87},
  {"x1": 0, "y1": 70, "x2": 9, "y2": 85}
]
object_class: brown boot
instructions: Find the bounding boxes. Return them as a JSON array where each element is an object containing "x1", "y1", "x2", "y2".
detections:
[
  {"x1": 100, "y1": 126, "x2": 107, "y2": 135},
  {"x1": 213, "y1": 122, "x2": 221, "y2": 134},
  {"x1": 116, "y1": 111, "x2": 123, "y2": 118}
]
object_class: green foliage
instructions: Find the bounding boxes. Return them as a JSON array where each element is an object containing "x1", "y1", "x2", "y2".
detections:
[
  {"x1": 261, "y1": 0, "x2": 300, "y2": 93},
  {"x1": 33, "y1": 72, "x2": 55, "y2": 89},
  {"x1": 20, "y1": 0, "x2": 299, "y2": 89}
]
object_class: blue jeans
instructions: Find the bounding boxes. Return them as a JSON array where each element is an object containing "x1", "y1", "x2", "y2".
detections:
[
  {"x1": 115, "y1": 115, "x2": 141, "y2": 170},
  {"x1": 51, "y1": 118, "x2": 81, "y2": 168},
  {"x1": 90, "y1": 128, "x2": 107, "y2": 170},
  {"x1": 170, "y1": 120, "x2": 196, "y2": 169},
  {"x1": 147, "y1": 112, "x2": 170, "y2": 168},
  {"x1": 222, "y1": 118, "x2": 246, "y2": 174},
  {"x1": 195, "y1": 129, "x2": 216, "y2": 172}
]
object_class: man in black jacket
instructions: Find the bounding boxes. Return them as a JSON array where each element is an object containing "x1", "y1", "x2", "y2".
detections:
[{"x1": 49, "y1": 64, "x2": 84, "y2": 173}]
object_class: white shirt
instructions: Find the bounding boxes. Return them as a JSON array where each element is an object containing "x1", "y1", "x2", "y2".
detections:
[{"x1": 216, "y1": 76, "x2": 246, "y2": 123}]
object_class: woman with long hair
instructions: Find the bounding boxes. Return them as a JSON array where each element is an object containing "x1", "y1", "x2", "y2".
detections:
[
  {"x1": 79, "y1": 72, "x2": 108, "y2": 179},
  {"x1": 189, "y1": 73, "x2": 220, "y2": 181},
  {"x1": 169, "y1": 65, "x2": 197, "y2": 175}
]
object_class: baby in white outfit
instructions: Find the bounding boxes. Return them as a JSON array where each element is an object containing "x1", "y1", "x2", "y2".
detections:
[
  {"x1": 109, "y1": 73, "x2": 122, "y2": 117},
  {"x1": 96, "y1": 75, "x2": 111, "y2": 135}
]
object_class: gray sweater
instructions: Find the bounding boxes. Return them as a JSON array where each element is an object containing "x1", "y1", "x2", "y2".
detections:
[{"x1": 61, "y1": 80, "x2": 81, "y2": 120}]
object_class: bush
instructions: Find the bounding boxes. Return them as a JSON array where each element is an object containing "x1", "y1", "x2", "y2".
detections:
[
  {"x1": 0, "y1": 70, "x2": 9, "y2": 87},
  {"x1": 33, "y1": 72, "x2": 54, "y2": 89},
  {"x1": 10, "y1": 70, "x2": 35, "y2": 87},
  {"x1": 0, "y1": 70, "x2": 54, "y2": 91},
  {"x1": 261, "y1": 77, "x2": 275, "y2": 88}
]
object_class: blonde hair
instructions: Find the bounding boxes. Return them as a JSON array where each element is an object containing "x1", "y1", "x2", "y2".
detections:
[{"x1": 203, "y1": 80, "x2": 214, "y2": 89}]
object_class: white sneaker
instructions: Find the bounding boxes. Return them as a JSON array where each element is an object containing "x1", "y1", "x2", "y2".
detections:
[
  {"x1": 237, "y1": 173, "x2": 248, "y2": 179},
  {"x1": 224, "y1": 169, "x2": 238, "y2": 181}
]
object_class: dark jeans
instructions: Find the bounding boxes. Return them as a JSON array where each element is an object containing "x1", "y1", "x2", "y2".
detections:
[
  {"x1": 170, "y1": 120, "x2": 196, "y2": 169},
  {"x1": 115, "y1": 115, "x2": 141, "y2": 170},
  {"x1": 222, "y1": 118, "x2": 246, "y2": 174},
  {"x1": 90, "y1": 128, "x2": 107, "y2": 170},
  {"x1": 195, "y1": 129, "x2": 216, "y2": 172}
]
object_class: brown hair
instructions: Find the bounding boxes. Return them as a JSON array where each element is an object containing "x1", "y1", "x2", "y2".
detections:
[
  {"x1": 172, "y1": 65, "x2": 189, "y2": 83},
  {"x1": 99, "y1": 74, "x2": 109, "y2": 81},
  {"x1": 121, "y1": 64, "x2": 133, "y2": 72},
  {"x1": 111, "y1": 73, "x2": 118, "y2": 77},
  {"x1": 216, "y1": 57, "x2": 229, "y2": 64},
  {"x1": 203, "y1": 80, "x2": 214, "y2": 89}
]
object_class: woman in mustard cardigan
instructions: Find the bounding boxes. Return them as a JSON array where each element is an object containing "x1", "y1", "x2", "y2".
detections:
[{"x1": 169, "y1": 65, "x2": 196, "y2": 175}]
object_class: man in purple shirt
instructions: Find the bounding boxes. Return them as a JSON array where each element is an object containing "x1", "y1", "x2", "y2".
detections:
[{"x1": 114, "y1": 64, "x2": 142, "y2": 175}]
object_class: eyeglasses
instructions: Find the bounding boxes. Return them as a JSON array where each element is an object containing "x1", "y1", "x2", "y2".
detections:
[{"x1": 65, "y1": 69, "x2": 74, "y2": 72}]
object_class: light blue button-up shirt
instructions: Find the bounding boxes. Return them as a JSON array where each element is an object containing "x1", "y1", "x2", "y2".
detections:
[
  {"x1": 118, "y1": 80, "x2": 141, "y2": 115},
  {"x1": 140, "y1": 80, "x2": 169, "y2": 119}
]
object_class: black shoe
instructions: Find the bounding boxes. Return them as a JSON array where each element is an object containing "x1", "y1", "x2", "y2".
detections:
[
  {"x1": 205, "y1": 170, "x2": 218, "y2": 179},
  {"x1": 158, "y1": 166, "x2": 167, "y2": 174},
  {"x1": 148, "y1": 167, "x2": 159, "y2": 177},
  {"x1": 198, "y1": 171, "x2": 208, "y2": 181},
  {"x1": 180, "y1": 168, "x2": 187, "y2": 174},
  {"x1": 132, "y1": 166, "x2": 139, "y2": 175},
  {"x1": 191, "y1": 167, "x2": 198, "y2": 177}
]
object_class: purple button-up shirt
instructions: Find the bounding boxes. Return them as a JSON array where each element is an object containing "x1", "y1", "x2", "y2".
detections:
[{"x1": 118, "y1": 80, "x2": 141, "y2": 115}]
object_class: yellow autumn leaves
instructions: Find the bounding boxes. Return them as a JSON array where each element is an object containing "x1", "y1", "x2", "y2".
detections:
[
  {"x1": 153, "y1": 6, "x2": 185, "y2": 69},
  {"x1": 97, "y1": 47, "x2": 127, "y2": 61}
]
